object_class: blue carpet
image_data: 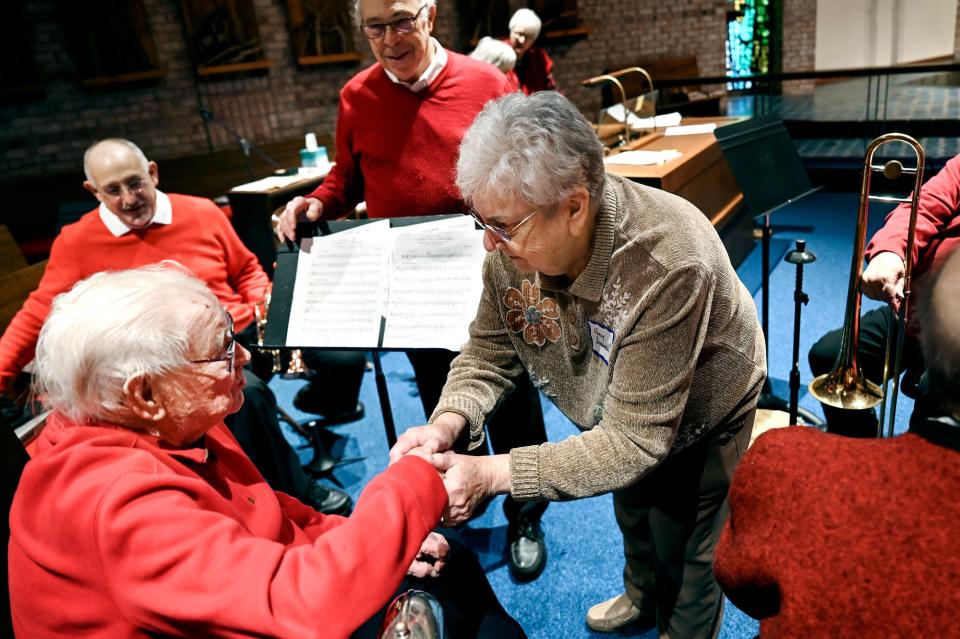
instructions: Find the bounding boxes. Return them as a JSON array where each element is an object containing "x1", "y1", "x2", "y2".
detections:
[{"x1": 268, "y1": 190, "x2": 912, "y2": 637}]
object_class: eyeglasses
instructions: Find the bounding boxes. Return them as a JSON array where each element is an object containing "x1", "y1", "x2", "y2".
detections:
[
  {"x1": 187, "y1": 312, "x2": 235, "y2": 373},
  {"x1": 467, "y1": 207, "x2": 540, "y2": 244},
  {"x1": 102, "y1": 178, "x2": 147, "y2": 199},
  {"x1": 361, "y1": 4, "x2": 428, "y2": 39}
]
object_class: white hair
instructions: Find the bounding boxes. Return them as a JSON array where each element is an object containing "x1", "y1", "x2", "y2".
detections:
[
  {"x1": 33, "y1": 264, "x2": 220, "y2": 423},
  {"x1": 509, "y1": 8, "x2": 542, "y2": 39},
  {"x1": 83, "y1": 138, "x2": 150, "y2": 184},
  {"x1": 469, "y1": 36, "x2": 516, "y2": 73},
  {"x1": 353, "y1": 0, "x2": 436, "y2": 24},
  {"x1": 456, "y1": 91, "x2": 605, "y2": 209}
]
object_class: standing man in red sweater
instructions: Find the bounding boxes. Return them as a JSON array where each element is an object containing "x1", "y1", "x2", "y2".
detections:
[
  {"x1": 276, "y1": 0, "x2": 552, "y2": 580},
  {"x1": 508, "y1": 8, "x2": 558, "y2": 95},
  {"x1": 0, "y1": 138, "x2": 352, "y2": 515}
]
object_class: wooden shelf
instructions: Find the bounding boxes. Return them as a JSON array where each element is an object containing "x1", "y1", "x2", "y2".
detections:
[
  {"x1": 80, "y1": 69, "x2": 167, "y2": 88},
  {"x1": 544, "y1": 25, "x2": 591, "y2": 39},
  {"x1": 297, "y1": 52, "x2": 363, "y2": 66},
  {"x1": 197, "y1": 59, "x2": 273, "y2": 77}
]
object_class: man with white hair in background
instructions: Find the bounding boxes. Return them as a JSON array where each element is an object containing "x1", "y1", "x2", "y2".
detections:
[
  {"x1": 469, "y1": 36, "x2": 519, "y2": 92},
  {"x1": 507, "y1": 8, "x2": 558, "y2": 95},
  {"x1": 0, "y1": 138, "x2": 354, "y2": 515},
  {"x1": 277, "y1": 0, "x2": 553, "y2": 580}
]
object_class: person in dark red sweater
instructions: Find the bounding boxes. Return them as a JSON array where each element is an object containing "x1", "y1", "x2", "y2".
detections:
[
  {"x1": 715, "y1": 248, "x2": 960, "y2": 637},
  {"x1": 9, "y1": 265, "x2": 524, "y2": 638},
  {"x1": 276, "y1": 0, "x2": 552, "y2": 580},
  {"x1": 0, "y1": 139, "x2": 353, "y2": 515},
  {"x1": 809, "y1": 154, "x2": 960, "y2": 436},
  {"x1": 507, "y1": 8, "x2": 558, "y2": 95}
]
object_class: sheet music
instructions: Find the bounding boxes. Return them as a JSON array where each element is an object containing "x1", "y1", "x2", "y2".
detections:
[
  {"x1": 664, "y1": 123, "x2": 717, "y2": 136},
  {"x1": 604, "y1": 149, "x2": 682, "y2": 166},
  {"x1": 383, "y1": 219, "x2": 486, "y2": 350},
  {"x1": 285, "y1": 220, "x2": 391, "y2": 347},
  {"x1": 603, "y1": 106, "x2": 683, "y2": 130}
]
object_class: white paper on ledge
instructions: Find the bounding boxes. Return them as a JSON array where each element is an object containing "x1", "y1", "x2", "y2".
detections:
[
  {"x1": 604, "y1": 149, "x2": 683, "y2": 166},
  {"x1": 664, "y1": 123, "x2": 717, "y2": 136}
]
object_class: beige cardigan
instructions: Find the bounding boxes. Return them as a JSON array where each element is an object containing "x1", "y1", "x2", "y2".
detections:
[{"x1": 431, "y1": 174, "x2": 766, "y2": 501}]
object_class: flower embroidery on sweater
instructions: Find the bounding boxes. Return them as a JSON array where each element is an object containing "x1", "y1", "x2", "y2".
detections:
[
  {"x1": 600, "y1": 276, "x2": 631, "y2": 329},
  {"x1": 503, "y1": 280, "x2": 561, "y2": 347}
]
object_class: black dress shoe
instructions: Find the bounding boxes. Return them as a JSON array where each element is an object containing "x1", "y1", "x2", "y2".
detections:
[
  {"x1": 508, "y1": 516, "x2": 547, "y2": 581},
  {"x1": 304, "y1": 482, "x2": 353, "y2": 516}
]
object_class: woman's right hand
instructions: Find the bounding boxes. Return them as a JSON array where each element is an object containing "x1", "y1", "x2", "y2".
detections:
[
  {"x1": 389, "y1": 413, "x2": 466, "y2": 465},
  {"x1": 276, "y1": 196, "x2": 323, "y2": 242}
]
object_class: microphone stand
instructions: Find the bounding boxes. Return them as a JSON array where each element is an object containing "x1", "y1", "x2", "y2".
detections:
[{"x1": 199, "y1": 108, "x2": 284, "y2": 179}]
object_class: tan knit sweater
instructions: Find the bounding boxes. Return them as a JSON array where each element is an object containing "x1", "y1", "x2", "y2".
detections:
[{"x1": 431, "y1": 174, "x2": 766, "y2": 501}]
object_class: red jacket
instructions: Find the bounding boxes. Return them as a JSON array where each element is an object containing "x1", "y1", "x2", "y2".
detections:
[
  {"x1": 9, "y1": 412, "x2": 446, "y2": 638},
  {"x1": 309, "y1": 50, "x2": 510, "y2": 220},
  {"x1": 0, "y1": 194, "x2": 269, "y2": 391},
  {"x1": 866, "y1": 153, "x2": 960, "y2": 319},
  {"x1": 514, "y1": 46, "x2": 557, "y2": 95},
  {"x1": 714, "y1": 426, "x2": 960, "y2": 637}
]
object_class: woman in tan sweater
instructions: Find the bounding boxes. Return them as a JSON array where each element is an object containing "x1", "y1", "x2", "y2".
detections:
[{"x1": 391, "y1": 91, "x2": 766, "y2": 637}]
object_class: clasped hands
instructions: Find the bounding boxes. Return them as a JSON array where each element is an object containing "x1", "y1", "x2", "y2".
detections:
[{"x1": 389, "y1": 413, "x2": 512, "y2": 528}]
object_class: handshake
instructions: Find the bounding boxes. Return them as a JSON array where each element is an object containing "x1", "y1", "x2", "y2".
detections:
[{"x1": 389, "y1": 412, "x2": 513, "y2": 529}]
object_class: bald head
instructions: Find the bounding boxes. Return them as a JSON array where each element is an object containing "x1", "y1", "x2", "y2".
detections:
[
  {"x1": 919, "y1": 249, "x2": 960, "y2": 416},
  {"x1": 82, "y1": 139, "x2": 159, "y2": 230}
]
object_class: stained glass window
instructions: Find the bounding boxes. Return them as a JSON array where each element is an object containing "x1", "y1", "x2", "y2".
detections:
[{"x1": 726, "y1": 0, "x2": 778, "y2": 91}]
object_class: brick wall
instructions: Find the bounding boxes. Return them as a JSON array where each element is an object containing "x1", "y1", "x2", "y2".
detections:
[
  {"x1": 782, "y1": 0, "x2": 817, "y2": 94},
  {"x1": 1, "y1": 0, "x2": 815, "y2": 184}
]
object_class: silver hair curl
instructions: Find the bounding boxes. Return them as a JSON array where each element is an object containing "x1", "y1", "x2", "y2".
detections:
[
  {"x1": 469, "y1": 36, "x2": 516, "y2": 73},
  {"x1": 509, "y1": 8, "x2": 542, "y2": 39},
  {"x1": 33, "y1": 264, "x2": 220, "y2": 423},
  {"x1": 83, "y1": 139, "x2": 150, "y2": 184},
  {"x1": 456, "y1": 91, "x2": 605, "y2": 209}
]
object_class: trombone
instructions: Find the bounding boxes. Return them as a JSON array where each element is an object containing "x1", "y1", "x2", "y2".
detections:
[{"x1": 808, "y1": 133, "x2": 924, "y2": 437}]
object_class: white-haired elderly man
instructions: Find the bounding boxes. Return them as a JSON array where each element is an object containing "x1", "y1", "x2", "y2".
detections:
[
  {"x1": 507, "y1": 8, "x2": 558, "y2": 95},
  {"x1": 0, "y1": 138, "x2": 355, "y2": 515},
  {"x1": 390, "y1": 91, "x2": 765, "y2": 636},
  {"x1": 277, "y1": 0, "x2": 552, "y2": 580},
  {"x1": 469, "y1": 36, "x2": 519, "y2": 92},
  {"x1": 8, "y1": 265, "x2": 526, "y2": 638}
]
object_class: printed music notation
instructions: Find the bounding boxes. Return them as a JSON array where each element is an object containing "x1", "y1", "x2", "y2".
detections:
[{"x1": 285, "y1": 216, "x2": 486, "y2": 350}]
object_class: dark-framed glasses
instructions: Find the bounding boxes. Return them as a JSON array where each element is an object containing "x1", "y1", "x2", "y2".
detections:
[
  {"x1": 188, "y1": 312, "x2": 235, "y2": 373},
  {"x1": 467, "y1": 207, "x2": 540, "y2": 244},
  {"x1": 361, "y1": 4, "x2": 428, "y2": 39}
]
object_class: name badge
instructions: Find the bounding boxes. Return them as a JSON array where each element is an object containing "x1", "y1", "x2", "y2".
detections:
[{"x1": 588, "y1": 320, "x2": 614, "y2": 364}]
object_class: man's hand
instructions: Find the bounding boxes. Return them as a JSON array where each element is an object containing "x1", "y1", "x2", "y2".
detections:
[
  {"x1": 276, "y1": 196, "x2": 323, "y2": 242},
  {"x1": 389, "y1": 413, "x2": 466, "y2": 464},
  {"x1": 431, "y1": 453, "x2": 512, "y2": 526},
  {"x1": 861, "y1": 251, "x2": 906, "y2": 310},
  {"x1": 407, "y1": 532, "x2": 450, "y2": 578}
]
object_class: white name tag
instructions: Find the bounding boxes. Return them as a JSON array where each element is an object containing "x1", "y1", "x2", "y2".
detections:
[{"x1": 588, "y1": 320, "x2": 614, "y2": 364}]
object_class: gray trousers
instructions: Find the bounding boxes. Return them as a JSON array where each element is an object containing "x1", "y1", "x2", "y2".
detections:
[{"x1": 613, "y1": 410, "x2": 755, "y2": 639}]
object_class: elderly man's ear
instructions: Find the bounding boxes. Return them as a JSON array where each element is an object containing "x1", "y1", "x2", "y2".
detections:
[{"x1": 123, "y1": 375, "x2": 166, "y2": 422}]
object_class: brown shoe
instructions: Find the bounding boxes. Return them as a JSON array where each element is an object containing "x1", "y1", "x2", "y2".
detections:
[{"x1": 585, "y1": 593, "x2": 652, "y2": 632}]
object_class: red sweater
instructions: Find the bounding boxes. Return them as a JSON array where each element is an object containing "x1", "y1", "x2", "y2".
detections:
[
  {"x1": 714, "y1": 426, "x2": 960, "y2": 637},
  {"x1": 309, "y1": 50, "x2": 510, "y2": 220},
  {"x1": 515, "y1": 46, "x2": 557, "y2": 95},
  {"x1": 9, "y1": 412, "x2": 446, "y2": 638},
  {"x1": 0, "y1": 194, "x2": 269, "y2": 391},
  {"x1": 865, "y1": 153, "x2": 960, "y2": 325}
]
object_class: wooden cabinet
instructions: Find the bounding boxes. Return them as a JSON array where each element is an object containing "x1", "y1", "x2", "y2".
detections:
[
  {"x1": 179, "y1": 0, "x2": 272, "y2": 77},
  {"x1": 284, "y1": 0, "x2": 362, "y2": 66}
]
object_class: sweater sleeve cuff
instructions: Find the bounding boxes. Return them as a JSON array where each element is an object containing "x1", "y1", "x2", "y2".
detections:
[
  {"x1": 509, "y1": 445, "x2": 542, "y2": 501},
  {"x1": 429, "y1": 397, "x2": 488, "y2": 448},
  {"x1": 385, "y1": 456, "x2": 448, "y2": 525}
]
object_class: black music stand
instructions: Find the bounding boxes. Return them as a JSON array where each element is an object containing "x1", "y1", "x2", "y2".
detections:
[
  {"x1": 265, "y1": 215, "x2": 462, "y2": 450},
  {"x1": 714, "y1": 116, "x2": 822, "y2": 421}
]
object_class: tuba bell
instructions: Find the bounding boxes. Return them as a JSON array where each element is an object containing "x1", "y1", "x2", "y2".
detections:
[{"x1": 808, "y1": 133, "x2": 925, "y2": 436}]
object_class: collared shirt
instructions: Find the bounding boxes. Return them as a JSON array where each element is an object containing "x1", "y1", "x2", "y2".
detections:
[
  {"x1": 99, "y1": 190, "x2": 173, "y2": 237},
  {"x1": 383, "y1": 37, "x2": 447, "y2": 93}
]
